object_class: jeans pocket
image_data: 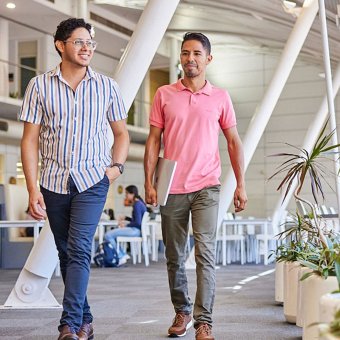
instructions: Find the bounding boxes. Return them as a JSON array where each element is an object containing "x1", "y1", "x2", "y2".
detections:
[{"x1": 103, "y1": 174, "x2": 110, "y2": 185}]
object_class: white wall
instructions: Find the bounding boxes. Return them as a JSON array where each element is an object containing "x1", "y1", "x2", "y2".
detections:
[{"x1": 210, "y1": 49, "x2": 340, "y2": 218}]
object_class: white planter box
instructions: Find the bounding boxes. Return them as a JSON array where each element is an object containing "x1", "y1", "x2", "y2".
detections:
[
  {"x1": 302, "y1": 275, "x2": 338, "y2": 340},
  {"x1": 296, "y1": 266, "x2": 313, "y2": 327},
  {"x1": 319, "y1": 293, "x2": 340, "y2": 340},
  {"x1": 283, "y1": 261, "x2": 300, "y2": 323},
  {"x1": 275, "y1": 260, "x2": 285, "y2": 304}
]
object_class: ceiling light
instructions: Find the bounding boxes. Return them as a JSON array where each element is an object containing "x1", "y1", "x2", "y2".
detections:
[
  {"x1": 281, "y1": 0, "x2": 302, "y2": 18},
  {"x1": 6, "y1": 2, "x2": 16, "y2": 9},
  {"x1": 282, "y1": 1, "x2": 296, "y2": 10},
  {"x1": 92, "y1": 0, "x2": 147, "y2": 8}
]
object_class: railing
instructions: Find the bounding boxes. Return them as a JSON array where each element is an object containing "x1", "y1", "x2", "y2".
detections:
[{"x1": 0, "y1": 58, "x2": 152, "y2": 129}]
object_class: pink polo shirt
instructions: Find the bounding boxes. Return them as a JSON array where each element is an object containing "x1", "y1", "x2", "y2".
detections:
[{"x1": 150, "y1": 79, "x2": 236, "y2": 194}]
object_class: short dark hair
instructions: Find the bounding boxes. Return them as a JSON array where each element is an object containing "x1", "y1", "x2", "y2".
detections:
[
  {"x1": 54, "y1": 18, "x2": 92, "y2": 56},
  {"x1": 181, "y1": 32, "x2": 211, "y2": 55}
]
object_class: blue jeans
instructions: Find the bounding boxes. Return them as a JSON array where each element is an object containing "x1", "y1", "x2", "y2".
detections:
[
  {"x1": 104, "y1": 226, "x2": 141, "y2": 257},
  {"x1": 41, "y1": 175, "x2": 109, "y2": 331}
]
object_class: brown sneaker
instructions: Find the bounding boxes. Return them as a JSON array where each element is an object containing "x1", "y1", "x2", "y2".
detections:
[
  {"x1": 168, "y1": 312, "x2": 192, "y2": 337},
  {"x1": 58, "y1": 325, "x2": 79, "y2": 340},
  {"x1": 195, "y1": 323, "x2": 214, "y2": 340},
  {"x1": 77, "y1": 323, "x2": 94, "y2": 340}
]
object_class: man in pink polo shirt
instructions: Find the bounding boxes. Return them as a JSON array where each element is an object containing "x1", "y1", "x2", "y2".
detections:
[{"x1": 144, "y1": 32, "x2": 247, "y2": 340}]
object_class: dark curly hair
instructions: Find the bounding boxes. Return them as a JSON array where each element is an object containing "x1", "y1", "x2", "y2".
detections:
[
  {"x1": 54, "y1": 18, "x2": 92, "y2": 57},
  {"x1": 181, "y1": 32, "x2": 211, "y2": 55}
]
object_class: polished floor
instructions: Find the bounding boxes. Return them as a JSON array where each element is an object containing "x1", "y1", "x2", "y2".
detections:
[{"x1": 0, "y1": 260, "x2": 301, "y2": 340}]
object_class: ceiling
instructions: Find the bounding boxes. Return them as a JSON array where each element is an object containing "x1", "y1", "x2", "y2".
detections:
[
  {"x1": 97, "y1": 0, "x2": 340, "y2": 65},
  {"x1": 1, "y1": 0, "x2": 339, "y2": 67}
]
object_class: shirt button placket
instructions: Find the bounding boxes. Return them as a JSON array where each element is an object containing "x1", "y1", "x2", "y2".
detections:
[{"x1": 71, "y1": 99, "x2": 77, "y2": 168}]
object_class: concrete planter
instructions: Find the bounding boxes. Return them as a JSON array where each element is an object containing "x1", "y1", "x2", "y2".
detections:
[
  {"x1": 319, "y1": 293, "x2": 340, "y2": 340},
  {"x1": 296, "y1": 266, "x2": 313, "y2": 327},
  {"x1": 275, "y1": 260, "x2": 285, "y2": 304},
  {"x1": 302, "y1": 275, "x2": 338, "y2": 340},
  {"x1": 283, "y1": 261, "x2": 300, "y2": 323}
]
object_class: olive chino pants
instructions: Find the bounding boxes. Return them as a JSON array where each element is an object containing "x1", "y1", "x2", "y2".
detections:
[{"x1": 160, "y1": 185, "x2": 220, "y2": 327}]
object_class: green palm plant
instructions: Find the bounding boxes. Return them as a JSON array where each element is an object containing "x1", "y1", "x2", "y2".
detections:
[{"x1": 268, "y1": 120, "x2": 340, "y2": 248}]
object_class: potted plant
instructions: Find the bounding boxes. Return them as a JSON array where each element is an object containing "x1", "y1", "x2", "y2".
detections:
[{"x1": 268, "y1": 120, "x2": 340, "y2": 337}]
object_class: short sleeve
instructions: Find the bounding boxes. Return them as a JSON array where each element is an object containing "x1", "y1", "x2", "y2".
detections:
[
  {"x1": 219, "y1": 91, "x2": 237, "y2": 130},
  {"x1": 107, "y1": 80, "x2": 127, "y2": 121},
  {"x1": 149, "y1": 89, "x2": 164, "y2": 129},
  {"x1": 19, "y1": 78, "x2": 43, "y2": 124}
]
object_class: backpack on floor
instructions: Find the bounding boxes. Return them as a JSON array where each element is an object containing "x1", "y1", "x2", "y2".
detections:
[{"x1": 94, "y1": 241, "x2": 119, "y2": 268}]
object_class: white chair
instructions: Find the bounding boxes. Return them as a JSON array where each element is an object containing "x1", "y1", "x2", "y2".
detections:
[
  {"x1": 217, "y1": 212, "x2": 245, "y2": 265},
  {"x1": 116, "y1": 212, "x2": 150, "y2": 266},
  {"x1": 329, "y1": 207, "x2": 337, "y2": 214},
  {"x1": 320, "y1": 205, "x2": 329, "y2": 215},
  {"x1": 245, "y1": 216, "x2": 257, "y2": 263},
  {"x1": 296, "y1": 200, "x2": 308, "y2": 217},
  {"x1": 255, "y1": 212, "x2": 287, "y2": 265},
  {"x1": 149, "y1": 214, "x2": 163, "y2": 261}
]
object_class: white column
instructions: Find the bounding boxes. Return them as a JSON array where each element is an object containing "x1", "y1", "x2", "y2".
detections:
[
  {"x1": 0, "y1": 19, "x2": 9, "y2": 97},
  {"x1": 185, "y1": 0, "x2": 319, "y2": 267},
  {"x1": 77, "y1": 0, "x2": 88, "y2": 19},
  {"x1": 318, "y1": 0, "x2": 340, "y2": 216},
  {"x1": 114, "y1": 0, "x2": 180, "y2": 112},
  {"x1": 169, "y1": 37, "x2": 179, "y2": 84},
  {"x1": 271, "y1": 63, "x2": 340, "y2": 228}
]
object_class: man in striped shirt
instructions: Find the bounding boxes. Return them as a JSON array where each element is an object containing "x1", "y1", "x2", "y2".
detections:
[{"x1": 20, "y1": 18, "x2": 129, "y2": 340}]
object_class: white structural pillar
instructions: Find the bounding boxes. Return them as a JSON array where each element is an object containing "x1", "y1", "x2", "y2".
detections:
[
  {"x1": 169, "y1": 37, "x2": 179, "y2": 84},
  {"x1": 185, "y1": 0, "x2": 319, "y2": 268},
  {"x1": 318, "y1": 0, "x2": 340, "y2": 215},
  {"x1": 271, "y1": 62, "x2": 340, "y2": 227},
  {"x1": 1, "y1": 222, "x2": 60, "y2": 309},
  {"x1": 77, "y1": 0, "x2": 88, "y2": 19},
  {"x1": 0, "y1": 19, "x2": 9, "y2": 97},
  {"x1": 114, "y1": 0, "x2": 180, "y2": 112}
]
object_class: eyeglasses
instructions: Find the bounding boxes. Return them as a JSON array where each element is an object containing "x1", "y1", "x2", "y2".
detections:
[{"x1": 63, "y1": 39, "x2": 97, "y2": 50}]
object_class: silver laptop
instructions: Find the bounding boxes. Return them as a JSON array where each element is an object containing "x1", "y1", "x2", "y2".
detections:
[{"x1": 154, "y1": 157, "x2": 177, "y2": 206}]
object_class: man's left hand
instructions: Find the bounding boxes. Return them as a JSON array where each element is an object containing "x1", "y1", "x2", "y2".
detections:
[{"x1": 234, "y1": 186, "x2": 247, "y2": 212}]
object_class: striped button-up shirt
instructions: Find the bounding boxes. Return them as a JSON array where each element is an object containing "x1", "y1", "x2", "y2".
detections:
[{"x1": 19, "y1": 65, "x2": 127, "y2": 194}]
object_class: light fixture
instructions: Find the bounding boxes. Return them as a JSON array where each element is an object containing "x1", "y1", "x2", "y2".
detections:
[
  {"x1": 282, "y1": 1, "x2": 297, "y2": 10},
  {"x1": 281, "y1": 0, "x2": 302, "y2": 18},
  {"x1": 6, "y1": 2, "x2": 16, "y2": 9},
  {"x1": 336, "y1": 4, "x2": 340, "y2": 28},
  {"x1": 92, "y1": 0, "x2": 147, "y2": 9}
]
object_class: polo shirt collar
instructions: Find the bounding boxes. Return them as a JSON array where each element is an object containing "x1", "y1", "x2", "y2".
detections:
[{"x1": 176, "y1": 79, "x2": 212, "y2": 96}]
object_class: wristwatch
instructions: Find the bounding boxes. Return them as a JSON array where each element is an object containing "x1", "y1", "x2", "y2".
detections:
[{"x1": 111, "y1": 162, "x2": 124, "y2": 174}]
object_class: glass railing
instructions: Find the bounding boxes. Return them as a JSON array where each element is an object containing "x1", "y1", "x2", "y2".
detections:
[{"x1": 0, "y1": 58, "x2": 153, "y2": 129}]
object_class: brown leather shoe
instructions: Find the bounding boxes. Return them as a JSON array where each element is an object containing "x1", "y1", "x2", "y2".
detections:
[
  {"x1": 168, "y1": 312, "x2": 192, "y2": 337},
  {"x1": 195, "y1": 323, "x2": 214, "y2": 340},
  {"x1": 58, "y1": 325, "x2": 79, "y2": 340},
  {"x1": 77, "y1": 322, "x2": 94, "y2": 340}
]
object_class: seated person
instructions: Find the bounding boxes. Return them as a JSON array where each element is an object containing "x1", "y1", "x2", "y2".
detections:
[{"x1": 104, "y1": 185, "x2": 147, "y2": 265}]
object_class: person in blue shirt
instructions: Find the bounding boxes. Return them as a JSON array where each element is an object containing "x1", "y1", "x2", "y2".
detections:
[{"x1": 104, "y1": 185, "x2": 147, "y2": 264}]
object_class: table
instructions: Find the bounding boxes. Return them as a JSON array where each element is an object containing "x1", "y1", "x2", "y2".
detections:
[
  {"x1": 91, "y1": 220, "x2": 119, "y2": 262},
  {"x1": 220, "y1": 218, "x2": 271, "y2": 265},
  {"x1": 0, "y1": 220, "x2": 45, "y2": 243},
  {"x1": 97, "y1": 220, "x2": 119, "y2": 244},
  {"x1": 148, "y1": 220, "x2": 162, "y2": 261}
]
